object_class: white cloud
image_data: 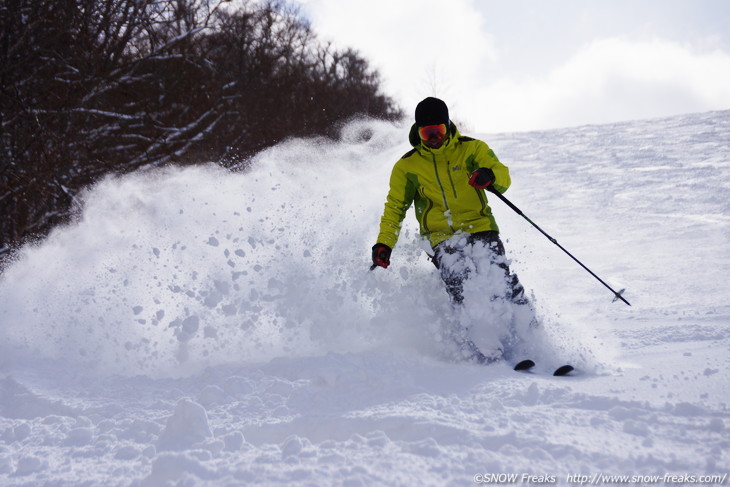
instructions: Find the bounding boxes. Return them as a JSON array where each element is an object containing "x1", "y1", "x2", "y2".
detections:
[
  {"x1": 294, "y1": 1, "x2": 730, "y2": 133},
  {"x1": 294, "y1": 0, "x2": 498, "y2": 121},
  {"x1": 472, "y1": 38, "x2": 730, "y2": 132}
]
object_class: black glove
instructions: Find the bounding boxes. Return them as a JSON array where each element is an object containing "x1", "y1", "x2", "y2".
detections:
[
  {"x1": 371, "y1": 243, "x2": 392, "y2": 269},
  {"x1": 468, "y1": 167, "x2": 495, "y2": 189}
]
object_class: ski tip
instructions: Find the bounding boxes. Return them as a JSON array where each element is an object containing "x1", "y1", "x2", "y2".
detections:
[
  {"x1": 553, "y1": 365, "x2": 575, "y2": 376},
  {"x1": 514, "y1": 359, "x2": 536, "y2": 371}
]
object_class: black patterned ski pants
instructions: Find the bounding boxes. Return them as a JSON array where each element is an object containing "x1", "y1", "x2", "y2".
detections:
[{"x1": 432, "y1": 231, "x2": 527, "y2": 306}]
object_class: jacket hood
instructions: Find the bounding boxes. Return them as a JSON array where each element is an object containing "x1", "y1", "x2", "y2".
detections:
[{"x1": 408, "y1": 121, "x2": 461, "y2": 150}]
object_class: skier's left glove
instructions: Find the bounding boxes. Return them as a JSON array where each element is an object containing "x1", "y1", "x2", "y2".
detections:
[
  {"x1": 468, "y1": 167, "x2": 495, "y2": 189},
  {"x1": 371, "y1": 243, "x2": 392, "y2": 269}
]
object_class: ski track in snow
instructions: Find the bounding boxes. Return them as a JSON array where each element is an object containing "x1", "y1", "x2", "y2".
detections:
[{"x1": 0, "y1": 112, "x2": 729, "y2": 485}]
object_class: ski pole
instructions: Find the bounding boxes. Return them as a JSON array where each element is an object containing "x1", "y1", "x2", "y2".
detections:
[{"x1": 488, "y1": 187, "x2": 631, "y2": 306}]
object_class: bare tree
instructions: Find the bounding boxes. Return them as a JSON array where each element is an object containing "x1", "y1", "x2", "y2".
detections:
[{"x1": 0, "y1": 0, "x2": 401, "y2": 261}]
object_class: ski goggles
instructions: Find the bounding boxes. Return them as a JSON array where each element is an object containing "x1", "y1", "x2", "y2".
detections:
[{"x1": 418, "y1": 123, "x2": 448, "y2": 141}]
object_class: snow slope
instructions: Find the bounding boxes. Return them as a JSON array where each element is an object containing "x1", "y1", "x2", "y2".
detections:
[{"x1": 0, "y1": 111, "x2": 728, "y2": 486}]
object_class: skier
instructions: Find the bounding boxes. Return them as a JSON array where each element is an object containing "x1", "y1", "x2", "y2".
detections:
[{"x1": 371, "y1": 97, "x2": 536, "y2": 364}]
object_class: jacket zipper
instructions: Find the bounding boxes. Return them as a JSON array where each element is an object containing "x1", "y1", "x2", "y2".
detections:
[
  {"x1": 431, "y1": 153, "x2": 455, "y2": 232},
  {"x1": 475, "y1": 188, "x2": 489, "y2": 217}
]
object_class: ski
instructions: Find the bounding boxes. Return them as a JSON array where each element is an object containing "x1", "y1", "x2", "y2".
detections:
[
  {"x1": 512, "y1": 359, "x2": 575, "y2": 376},
  {"x1": 553, "y1": 365, "x2": 574, "y2": 376},
  {"x1": 513, "y1": 359, "x2": 536, "y2": 371}
]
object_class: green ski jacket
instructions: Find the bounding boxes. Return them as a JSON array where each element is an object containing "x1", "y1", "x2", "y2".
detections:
[{"x1": 377, "y1": 122, "x2": 511, "y2": 249}]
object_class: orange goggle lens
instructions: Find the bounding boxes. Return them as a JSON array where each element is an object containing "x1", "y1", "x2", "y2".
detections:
[{"x1": 418, "y1": 124, "x2": 448, "y2": 141}]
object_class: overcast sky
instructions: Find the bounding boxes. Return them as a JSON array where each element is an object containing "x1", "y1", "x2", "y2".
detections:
[{"x1": 293, "y1": 0, "x2": 730, "y2": 133}]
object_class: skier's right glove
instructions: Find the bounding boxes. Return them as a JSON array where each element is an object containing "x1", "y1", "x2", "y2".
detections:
[
  {"x1": 468, "y1": 167, "x2": 495, "y2": 189},
  {"x1": 371, "y1": 243, "x2": 392, "y2": 269}
]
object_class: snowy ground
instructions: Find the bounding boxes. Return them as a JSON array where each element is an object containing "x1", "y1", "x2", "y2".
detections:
[{"x1": 0, "y1": 110, "x2": 728, "y2": 486}]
